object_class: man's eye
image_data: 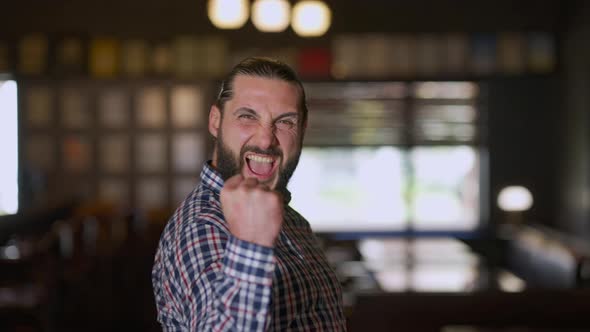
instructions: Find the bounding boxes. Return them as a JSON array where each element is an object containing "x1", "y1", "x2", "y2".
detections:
[
  {"x1": 239, "y1": 114, "x2": 256, "y2": 120},
  {"x1": 277, "y1": 119, "x2": 295, "y2": 127},
  {"x1": 276, "y1": 120, "x2": 295, "y2": 130}
]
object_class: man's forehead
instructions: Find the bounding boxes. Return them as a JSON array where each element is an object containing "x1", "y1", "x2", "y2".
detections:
[
  {"x1": 230, "y1": 76, "x2": 300, "y2": 107},
  {"x1": 233, "y1": 74, "x2": 298, "y2": 91}
]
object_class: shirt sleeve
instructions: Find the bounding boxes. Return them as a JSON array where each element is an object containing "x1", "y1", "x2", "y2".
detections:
[{"x1": 153, "y1": 219, "x2": 276, "y2": 332}]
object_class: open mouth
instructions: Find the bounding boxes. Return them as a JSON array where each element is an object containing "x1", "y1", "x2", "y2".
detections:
[{"x1": 244, "y1": 153, "x2": 278, "y2": 179}]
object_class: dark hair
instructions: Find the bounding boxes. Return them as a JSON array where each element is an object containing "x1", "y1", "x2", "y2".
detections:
[{"x1": 215, "y1": 57, "x2": 308, "y2": 125}]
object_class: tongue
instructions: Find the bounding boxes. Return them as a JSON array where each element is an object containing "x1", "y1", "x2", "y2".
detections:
[{"x1": 248, "y1": 159, "x2": 273, "y2": 175}]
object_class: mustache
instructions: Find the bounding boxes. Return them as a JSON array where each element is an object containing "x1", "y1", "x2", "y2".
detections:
[{"x1": 240, "y1": 145, "x2": 282, "y2": 158}]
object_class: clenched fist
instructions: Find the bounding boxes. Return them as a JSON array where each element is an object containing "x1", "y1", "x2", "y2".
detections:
[{"x1": 220, "y1": 174, "x2": 284, "y2": 247}]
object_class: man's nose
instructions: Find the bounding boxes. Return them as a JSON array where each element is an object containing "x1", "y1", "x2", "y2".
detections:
[{"x1": 254, "y1": 123, "x2": 279, "y2": 149}]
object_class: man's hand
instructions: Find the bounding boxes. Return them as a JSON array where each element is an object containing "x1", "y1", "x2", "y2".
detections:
[{"x1": 220, "y1": 174, "x2": 283, "y2": 247}]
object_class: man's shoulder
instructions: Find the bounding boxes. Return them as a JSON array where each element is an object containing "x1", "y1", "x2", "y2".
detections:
[
  {"x1": 177, "y1": 183, "x2": 223, "y2": 217},
  {"x1": 285, "y1": 205, "x2": 312, "y2": 229},
  {"x1": 160, "y1": 183, "x2": 228, "y2": 244}
]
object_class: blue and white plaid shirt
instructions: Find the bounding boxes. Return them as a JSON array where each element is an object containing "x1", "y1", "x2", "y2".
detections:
[{"x1": 152, "y1": 162, "x2": 346, "y2": 331}]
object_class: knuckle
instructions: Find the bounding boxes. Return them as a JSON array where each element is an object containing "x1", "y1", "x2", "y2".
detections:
[
  {"x1": 252, "y1": 188, "x2": 265, "y2": 198},
  {"x1": 269, "y1": 192, "x2": 281, "y2": 205}
]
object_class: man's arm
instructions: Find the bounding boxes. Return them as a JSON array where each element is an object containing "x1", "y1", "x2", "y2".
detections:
[
  {"x1": 153, "y1": 219, "x2": 275, "y2": 331},
  {"x1": 153, "y1": 174, "x2": 283, "y2": 331}
]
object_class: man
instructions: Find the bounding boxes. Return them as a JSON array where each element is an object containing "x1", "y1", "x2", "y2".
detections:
[{"x1": 152, "y1": 57, "x2": 346, "y2": 331}]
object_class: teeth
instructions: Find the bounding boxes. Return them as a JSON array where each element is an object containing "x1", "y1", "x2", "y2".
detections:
[{"x1": 247, "y1": 155, "x2": 274, "y2": 163}]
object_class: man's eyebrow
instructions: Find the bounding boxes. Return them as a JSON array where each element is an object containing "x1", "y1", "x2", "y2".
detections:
[
  {"x1": 275, "y1": 112, "x2": 299, "y2": 121},
  {"x1": 233, "y1": 107, "x2": 258, "y2": 117}
]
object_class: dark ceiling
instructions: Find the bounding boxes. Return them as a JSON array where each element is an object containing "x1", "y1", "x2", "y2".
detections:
[{"x1": 0, "y1": 0, "x2": 574, "y2": 41}]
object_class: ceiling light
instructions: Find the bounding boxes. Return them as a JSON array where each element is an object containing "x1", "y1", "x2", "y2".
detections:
[
  {"x1": 207, "y1": 0, "x2": 249, "y2": 30},
  {"x1": 252, "y1": 0, "x2": 291, "y2": 32},
  {"x1": 291, "y1": 0, "x2": 331, "y2": 37}
]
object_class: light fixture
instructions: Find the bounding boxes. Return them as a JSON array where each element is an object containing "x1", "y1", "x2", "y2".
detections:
[
  {"x1": 207, "y1": 0, "x2": 249, "y2": 30},
  {"x1": 291, "y1": 0, "x2": 331, "y2": 37},
  {"x1": 252, "y1": 0, "x2": 291, "y2": 32},
  {"x1": 497, "y1": 186, "x2": 533, "y2": 212}
]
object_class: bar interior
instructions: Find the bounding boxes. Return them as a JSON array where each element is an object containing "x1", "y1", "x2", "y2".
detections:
[{"x1": 1, "y1": 0, "x2": 589, "y2": 331}]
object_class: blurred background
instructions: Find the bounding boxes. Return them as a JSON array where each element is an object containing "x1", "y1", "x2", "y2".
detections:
[{"x1": 1, "y1": 0, "x2": 589, "y2": 331}]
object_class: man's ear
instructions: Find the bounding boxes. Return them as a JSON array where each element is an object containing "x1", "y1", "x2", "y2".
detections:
[{"x1": 209, "y1": 105, "x2": 221, "y2": 138}]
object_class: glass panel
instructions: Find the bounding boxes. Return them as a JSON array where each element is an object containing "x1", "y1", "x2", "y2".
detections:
[
  {"x1": 172, "y1": 133, "x2": 203, "y2": 173},
  {"x1": 98, "y1": 89, "x2": 129, "y2": 128},
  {"x1": 152, "y1": 43, "x2": 172, "y2": 76},
  {"x1": 173, "y1": 36, "x2": 199, "y2": 78},
  {"x1": 363, "y1": 35, "x2": 392, "y2": 78},
  {"x1": 309, "y1": 100, "x2": 404, "y2": 127},
  {"x1": 26, "y1": 135, "x2": 54, "y2": 170},
  {"x1": 136, "y1": 87, "x2": 166, "y2": 128},
  {"x1": 331, "y1": 35, "x2": 361, "y2": 79},
  {"x1": 19, "y1": 34, "x2": 48, "y2": 75},
  {"x1": 410, "y1": 146, "x2": 479, "y2": 230},
  {"x1": 121, "y1": 39, "x2": 148, "y2": 77},
  {"x1": 443, "y1": 34, "x2": 468, "y2": 74},
  {"x1": 98, "y1": 178, "x2": 129, "y2": 204},
  {"x1": 61, "y1": 87, "x2": 90, "y2": 129},
  {"x1": 89, "y1": 38, "x2": 120, "y2": 78},
  {"x1": 203, "y1": 37, "x2": 228, "y2": 77},
  {"x1": 498, "y1": 33, "x2": 526, "y2": 74},
  {"x1": 305, "y1": 82, "x2": 407, "y2": 100},
  {"x1": 415, "y1": 34, "x2": 441, "y2": 76},
  {"x1": 415, "y1": 104, "x2": 476, "y2": 123},
  {"x1": 99, "y1": 135, "x2": 129, "y2": 173},
  {"x1": 390, "y1": 35, "x2": 417, "y2": 77},
  {"x1": 173, "y1": 177, "x2": 197, "y2": 205},
  {"x1": 528, "y1": 32, "x2": 555, "y2": 73},
  {"x1": 288, "y1": 147, "x2": 407, "y2": 232},
  {"x1": 25, "y1": 86, "x2": 53, "y2": 127},
  {"x1": 414, "y1": 103, "x2": 477, "y2": 142},
  {"x1": 136, "y1": 177, "x2": 166, "y2": 209},
  {"x1": 171, "y1": 85, "x2": 203, "y2": 128},
  {"x1": 63, "y1": 176, "x2": 92, "y2": 199},
  {"x1": 62, "y1": 135, "x2": 91, "y2": 172},
  {"x1": 0, "y1": 80, "x2": 19, "y2": 215},
  {"x1": 413, "y1": 82, "x2": 478, "y2": 99},
  {"x1": 305, "y1": 98, "x2": 405, "y2": 146},
  {"x1": 56, "y1": 37, "x2": 84, "y2": 74},
  {"x1": 470, "y1": 35, "x2": 496, "y2": 75},
  {"x1": 136, "y1": 134, "x2": 166, "y2": 172}
]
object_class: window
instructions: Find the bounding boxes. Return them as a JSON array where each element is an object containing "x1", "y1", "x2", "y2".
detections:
[
  {"x1": 288, "y1": 81, "x2": 484, "y2": 234},
  {"x1": 410, "y1": 146, "x2": 479, "y2": 230},
  {"x1": 289, "y1": 147, "x2": 407, "y2": 232},
  {"x1": 0, "y1": 79, "x2": 19, "y2": 215}
]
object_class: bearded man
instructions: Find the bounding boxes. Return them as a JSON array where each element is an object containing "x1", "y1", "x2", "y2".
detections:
[{"x1": 152, "y1": 57, "x2": 346, "y2": 331}]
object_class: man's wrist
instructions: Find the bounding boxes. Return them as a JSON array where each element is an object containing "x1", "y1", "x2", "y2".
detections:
[
  {"x1": 231, "y1": 231, "x2": 277, "y2": 248},
  {"x1": 222, "y1": 235, "x2": 275, "y2": 285}
]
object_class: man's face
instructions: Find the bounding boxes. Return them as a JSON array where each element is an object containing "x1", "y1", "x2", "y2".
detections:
[{"x1": 209, "y1": 75, "x2": 305, "y2": 191}]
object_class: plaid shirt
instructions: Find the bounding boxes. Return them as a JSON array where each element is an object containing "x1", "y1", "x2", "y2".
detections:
[{"x1": 152, "y1": 162, "x2": 346, "y2": 331}]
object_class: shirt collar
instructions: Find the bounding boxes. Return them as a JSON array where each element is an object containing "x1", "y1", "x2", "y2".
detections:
[
  {"x1": 200, "y1": 161, "x2": 225, "y2": 195},
  {"x1": 200, "y1": 161, "x2": 292, "y2": 204}
]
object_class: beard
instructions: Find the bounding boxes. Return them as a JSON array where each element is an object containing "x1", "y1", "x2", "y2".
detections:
[{"x1": 214, "y1": 128, "x2": 302, "y2": 193}]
